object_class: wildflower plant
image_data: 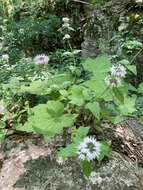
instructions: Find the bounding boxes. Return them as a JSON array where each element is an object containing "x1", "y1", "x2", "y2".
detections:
[
  {"x1": 0, "y1": 10, "x2": 141, "y2": 180},
  {"x1": 8, "y1": 54, "x2": 138, "y2": 177},
  {"x1": 61, "y1": 17, "x2": 81, "y2": 66}
]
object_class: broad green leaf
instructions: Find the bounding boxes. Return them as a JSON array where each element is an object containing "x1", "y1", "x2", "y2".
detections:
[
  {"x1": 118, "y1": 95, "x2": 137, "y2": 116},
  {"x1": 73, "y1": 127, "x2": 89, "y2": 143},
  {"x1": 84, "y1": 79, "x2": 107, "y2": 98},
  {"x1": 82, "y1": 160, "x2": 91, "y2": 177},
  {"x1": 20, "y1": 73, "x2": 74, "y2": 95},
  {"x1": 119, "y1": 59, "x2": 130, "y2": 65},
  {"x1": 16, "y1": 103, "x2": 77, "y2": 139},
  {"x1": 20, "y1": 80, "x2": 44, "y2": 95},
  {"x1": 126, "y1": 65, "x2": 137, "y2": 75},
  {"x1": 97, "y1": 141, "x2": 111, "y2": 161},
  {"x1": 68, "y1": 85, "x2": 85, "y2": 106},
  {"x1": 138, "y1": 83, "x2": 143, "y2": 93},
  {"x1": 58, "y1": 143, "x2": 77, "y2": 158},
  {"x1": 82, "y1": 55, "x2": 111, "y2": 77},
  {"x1": 112, "y1": 88, "x2": 124, "y2": 103},
  {"x1": 82, "y1": 56, "x2": 111, "y2": 98},
  {"x1": 110, "y1": 115, "x2": 125, "y2": 124},
  {"x1": 86, "y1": 102, "x2": 100, "y2": 120},
  {"x1": 46, "y1": 100, "x2": 64, "y2": 117}
]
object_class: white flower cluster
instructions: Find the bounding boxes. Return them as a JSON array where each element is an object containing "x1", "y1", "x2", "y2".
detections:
[
  {"x1": 34, "y1": 54, "x2": 50, "y2": 65},
  {"x1": 62, "y1": 17, "x2": 74, "y2": 31},
  {"x1": 56, "y1": 156, "x2": 66, "y2": 165},
  {"x1": 0, "y1": 103, "x2": 5, "y2": 115},
  {"x1": 62, "y1": 17, "x2": 73, "y2": 40},
  {"x1": 135, "y1": 0, "x2": 143, "y2": 3},
  {"x1": 111, "y1": 64, "x2": 126, "y2": 78},
  {"x1": 63, "y1": 34, "x2": 71, "y2": 40},
  {"x1": 77, "y1": 136, "x2": 101, "y2": 162},
  {"x1": 105, "y1": 64, "x2": 126, "y2": 88},
  {"x1": 62, "y1": 17, "x2": 70, "y2": 28},
  {"x1": 1, "y1": 54, "x2": 9, "y2": 62}
]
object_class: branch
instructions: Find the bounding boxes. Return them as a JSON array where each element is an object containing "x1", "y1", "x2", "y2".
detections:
[{"x1": 72, "y1": 0, "x2": 91, "y2": 5}]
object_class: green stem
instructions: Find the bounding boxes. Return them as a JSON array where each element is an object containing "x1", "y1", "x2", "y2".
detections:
[{"x1": 67, "y1": 40, "x2": 76, "y2": 66}]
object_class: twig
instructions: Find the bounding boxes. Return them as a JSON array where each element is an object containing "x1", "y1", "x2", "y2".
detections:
[
  {"x1": 130, "y1": 47, "x2": 143, "y2": 64},
  {"x1": 72, "y1": 0, "x2": 91, "y2": 5}
]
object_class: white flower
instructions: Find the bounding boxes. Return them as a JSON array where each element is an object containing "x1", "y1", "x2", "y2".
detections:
[
  {"x1": 110, "y1": 64, "x2": 126, "y2": 78},
  {"x1": 1, "y1": 54, "x2": 9, "y2": 61},
  {"x1": 34, "y1": 54, "x2": 50, "y2": 65},
  {"x1": 135, "y1": 0, "x2": 143, "y2": 3},
  {"x1": 62, "y1": 17, "x2": 70, "y2": 23},
  {"x1": 0, "y1": 104, "x2": 5, "y2": 115},
  {"x1": 105, "y1": 75, "x2": 122, "y2": 88},
  {"x1": 63, "y1": 34, "x2": 71, "y2": 40},
  {"x1": 56, "y1": 157, "x2": 66, "y2": 165},
  {"x1": 77, "y1": 136, "x2": 101, "y2": 162},
  {"x1": 62, "y1": 23, "x2": 70, "y2": 28}
]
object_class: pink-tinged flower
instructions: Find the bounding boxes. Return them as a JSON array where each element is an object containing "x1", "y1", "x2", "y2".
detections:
[{"x1": 34, "y1": 54, "x2": 50, "y2": 65}]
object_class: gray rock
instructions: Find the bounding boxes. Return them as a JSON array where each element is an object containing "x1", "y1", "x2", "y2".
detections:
[{"x1": 14, "y1": 153, "x2": 143, "y2": 190}]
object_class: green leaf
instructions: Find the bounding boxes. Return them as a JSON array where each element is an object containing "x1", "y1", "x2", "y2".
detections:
[
  {"x1": 17, "y1": 103, "x2": 77, "y2": 139},
  {"x1": 82, "y1": 160, "x2": 91, "y2": 177},
  {"x1": 58, "y1": 143, "x2": 77, "y2": 158},
  {"x1": 68, "y1": 85, "x2": 85, "y2": 106},
  {"x1": 110, "y1": 115, "x2": 125, "y2": 124},
  {"x1": 119, "y1": 59, "x2": 130, "y2": 65},
  {"x1": 126, "y1": 65, "x2": 137, "y2": 75},
  {"x1": 86, "y1": 102, "x2": 100, "y2": 120},
  {"x1": 73, "y1": 127, "x2": 89, "y2": 143},
  {"x1": 97, "y1": 141, "x2": 111, "y2": 161},
  {"x1": 0, "y1": 130, "x2": 6, "y2": 141},
  {"x1": 20, "y1": 73, "x2": 74, "y2": 95},
  {"x1": 138, "y1": 83, "x2": 143, "y2": 93},
  {"x1": 82, "y1": 55, "x2": 111, "y2": 77},
  {"x1": 112, "y1": 88, "x2": 124, "y2": 103},
  {"x1": 118, "y1": 95, "x2": 137, "y2": 116},
  {"x1": 82, "y1": 56, "x2": 111, "y2": 98},
  {"x1": 46, "y1": 100, "x2": 64, "y2": 117}
]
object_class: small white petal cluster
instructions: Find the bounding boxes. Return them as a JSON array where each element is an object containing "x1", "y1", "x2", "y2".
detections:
[
  {"x1": 0, "y1": 104, "x2": 5, "y2": 115},
  {"x1": 105, "y1": 75, "x2": 122, "y2": 88},
  {"x1": 56, "y1": 157, "x2": 66, "y2": 165},
  {"x1": 62, "y1": 17, "x2": 70, "y2": 23},
  {"x1": 105, "y1": 64, "x2": 126, "y2": 88},
  {"x1": 62, "y1": 17, "x2": 74, "y2": 31},
  {"x1": 63, "y1": 34, "x2": 71, "y2": 40},
  {"x1": 135, "y1": 0, "x2": 143, "y2": 3},
  {"x1": 111, "y1": 64, "x2": 126, "y2": 78},
  {"x1": 77, "y1": 136, "x2": 101, "y2": 162},
  {"x1": 1, "y1": 54, "x2": 9, "y2": 62},
  {"x1": 62, "y1": 17, "x2": 70, "y2": 29},
  {"x1": 34, "y1": 54, "x2": 50, "y2": 65}
]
